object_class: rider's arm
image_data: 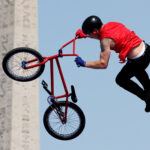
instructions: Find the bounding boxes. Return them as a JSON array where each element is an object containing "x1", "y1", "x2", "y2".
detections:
[{"x1": 85, "y1": 38, "x2": 111, "y2": 69}]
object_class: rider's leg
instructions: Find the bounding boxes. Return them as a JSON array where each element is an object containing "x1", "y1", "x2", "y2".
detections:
[
  {"x1": 135, "y1": 70, "x2": 150, "y2": 91},
  {"x1": 116, "y1": 43, "x2": 150, "y2": 99},
  {"x1": 116, "y1": 43, "x2": 150, "y2": 111},
  {"x1": 134, "y1": 44, "x2": 150, "y2": 100},
  {"x1": 116, "y1": 63, "x2": 145, "y2": 100}
]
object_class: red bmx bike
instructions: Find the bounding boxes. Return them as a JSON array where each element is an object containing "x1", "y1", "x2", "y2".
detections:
[{"x1": 2, "y1": 36, "x2": 85, "y2": 140}]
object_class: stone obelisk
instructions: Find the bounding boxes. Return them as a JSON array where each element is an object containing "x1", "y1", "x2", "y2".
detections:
[{"x1": 0, "y1": 0, "x2": 40, "y2": 150}]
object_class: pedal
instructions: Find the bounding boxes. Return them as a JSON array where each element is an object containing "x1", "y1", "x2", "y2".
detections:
[
  {"x1": 41, "y1": 80, "x2": 52, "y2": 95},
  {"x1": 71, "y1": 85, "x2": 78, "y2": 103},
  {"x1": 42, "y1": 80, "x2": 48, "y2": 88}
]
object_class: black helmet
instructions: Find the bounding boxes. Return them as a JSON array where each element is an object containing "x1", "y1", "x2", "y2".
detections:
[{"x1": 82, "y1": 15, "x2": 103, "y2": 34}]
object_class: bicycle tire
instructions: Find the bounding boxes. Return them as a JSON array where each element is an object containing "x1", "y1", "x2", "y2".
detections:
[
  {"x1": 43, "y1": 101, "x2": 85, "y2": 140},
  {"x1": 2, "y1": 47, "x2": 45, "y2": 82}
]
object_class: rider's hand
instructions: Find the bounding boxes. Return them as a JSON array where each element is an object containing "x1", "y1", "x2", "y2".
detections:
[
  {"x1": 75, "y1": 56, "x2": 86, "y2": 67},
  {"x1": 75, "y1": 29, "x2": 87, "y2": 38}
]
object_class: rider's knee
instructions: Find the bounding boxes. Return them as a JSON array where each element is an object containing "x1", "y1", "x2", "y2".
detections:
[{"x1": 115, "y1": 74, "x2": 124, "y2": 86}]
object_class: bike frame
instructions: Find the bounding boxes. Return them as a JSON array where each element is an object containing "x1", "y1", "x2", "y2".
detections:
[{"x1": 24, "y1": 36, "x2": 79, "y2": 123}]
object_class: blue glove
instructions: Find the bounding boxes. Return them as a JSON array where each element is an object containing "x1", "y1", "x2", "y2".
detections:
[{"x1": 75, "y1": 57, "x2": 86, "y2": 67}]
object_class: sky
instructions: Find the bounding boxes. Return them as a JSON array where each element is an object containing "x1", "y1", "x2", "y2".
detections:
[{"x1": 38, "y1": 0, "x2": 150, "y2": 149}]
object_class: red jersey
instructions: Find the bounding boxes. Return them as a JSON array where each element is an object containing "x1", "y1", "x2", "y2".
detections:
[{"x1": 100, "y1": 22, "x2": 142, "y2": 63}]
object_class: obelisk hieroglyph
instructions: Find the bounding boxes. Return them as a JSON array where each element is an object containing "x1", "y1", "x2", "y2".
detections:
[{"x1": 0, "y1": 0, "x2": 40, "y2": 150}]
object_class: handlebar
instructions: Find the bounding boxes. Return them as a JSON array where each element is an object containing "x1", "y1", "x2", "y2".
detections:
[
  {"x1": 58, "y1": 35, "x2": 80, "y2": 57},
  {"x1": 60, "y1": 35, "x2": 79, "y2": 50}
]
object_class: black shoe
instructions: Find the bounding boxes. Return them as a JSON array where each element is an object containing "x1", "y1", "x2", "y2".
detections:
[{"x1": 145, "y1": 100, "x2": 150, "y2": 112}]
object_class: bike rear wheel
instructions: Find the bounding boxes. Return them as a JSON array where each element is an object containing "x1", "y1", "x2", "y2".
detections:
[
  {"x1": 2, "y1": 47, "x2": 45, "y2": 82},
  {"x1": 43, "y1": 101, "x2": 85, "y2": 140}
]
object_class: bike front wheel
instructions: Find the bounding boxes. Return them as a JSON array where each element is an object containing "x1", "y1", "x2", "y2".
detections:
[
  {"x1": 2, "y1": 47, "x2": 45, "y2": 82},
  {"x1": 43, "y1": 101, "x2": 85, "y2": 140}
]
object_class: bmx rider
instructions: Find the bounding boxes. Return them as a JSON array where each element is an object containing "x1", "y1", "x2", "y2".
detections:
[{"x1": 75, "y1": 15, "x2": 150, "y2": 112}]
